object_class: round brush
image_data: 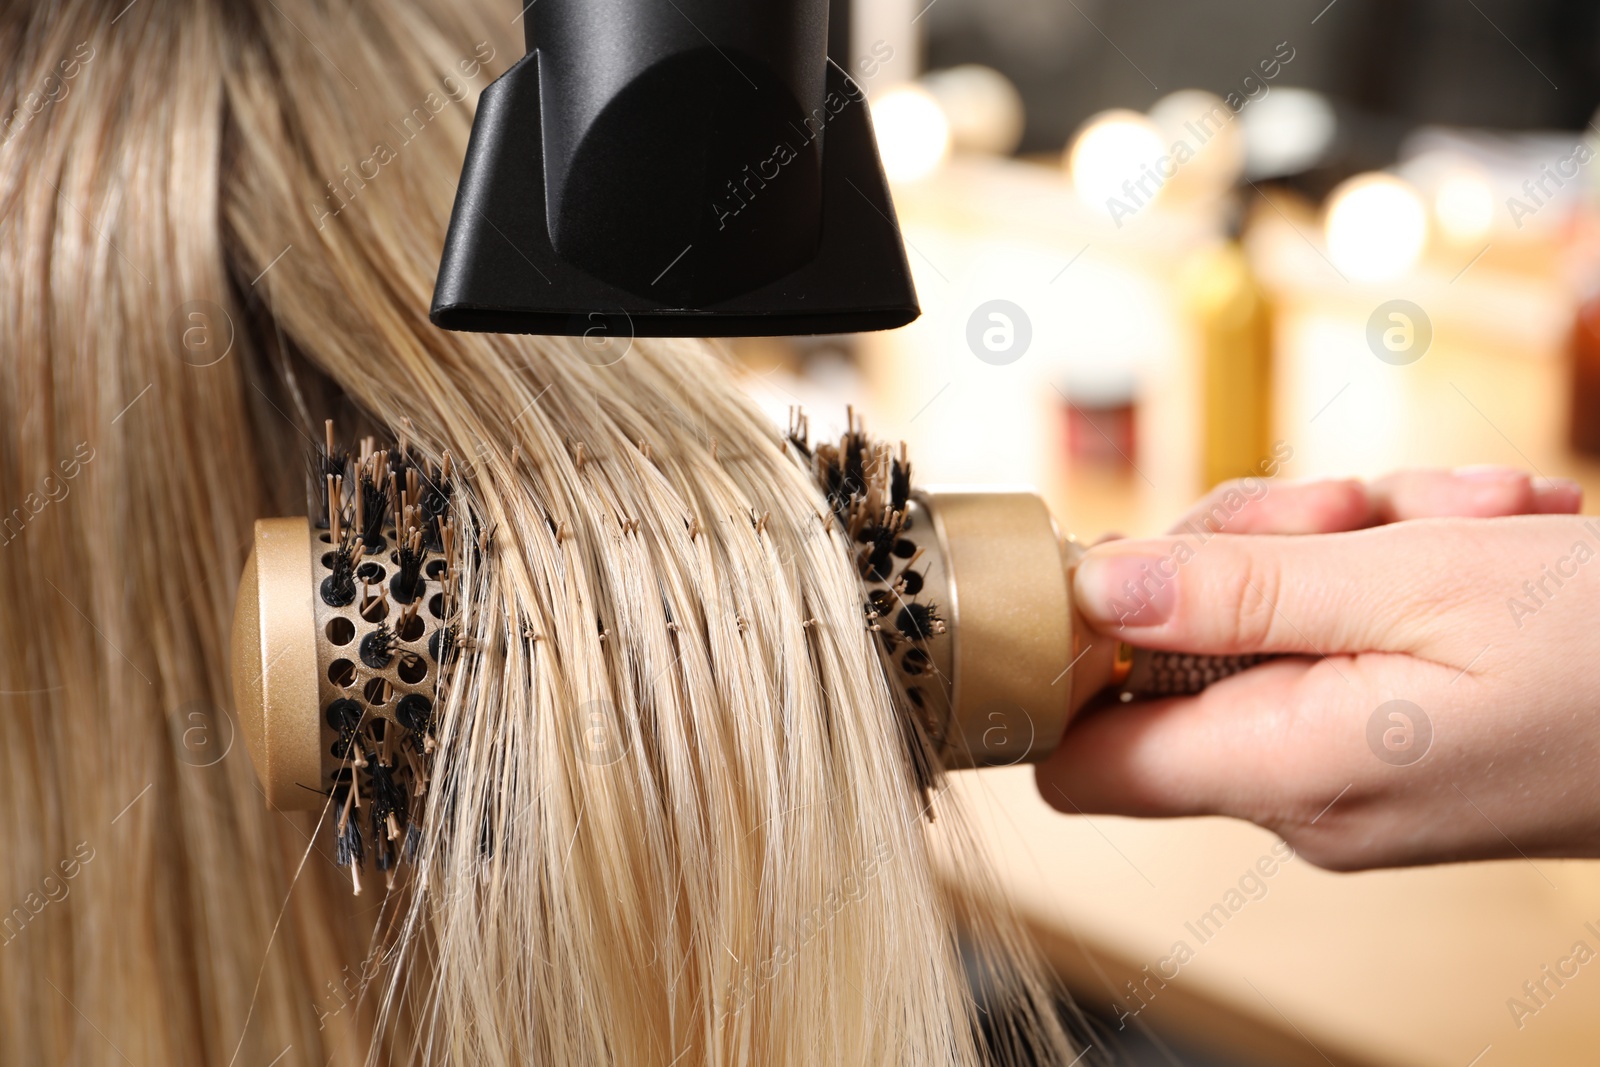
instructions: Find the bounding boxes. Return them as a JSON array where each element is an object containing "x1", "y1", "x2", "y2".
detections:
[
  {"x1": 232, "y1": 415, "x2": 1259, "y2": 891},
  {"x1": 232, "y1": 424, "x2": 460, "y2": 893}
]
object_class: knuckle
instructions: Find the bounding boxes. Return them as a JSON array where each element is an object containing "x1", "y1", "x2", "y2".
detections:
[
  {"x1": 1275, "y1": 809, "x2": 1411, "y2": 872},
  {"x1": 1474, "y1": 476, "x2": 1535, "y2": 517},
  {"x1": 1219, "y1": 550, "x2": 1284, "y2": 649},
  {"x1": 1187, "y1": 479, "x2": 1267, "y2": 534},
  {"x1": 1280, "y1": 832, "x2": 1368, "y2": 872},
  {"x1": 1366, "y1": 524, "x2": 1482, "y2": 643}
]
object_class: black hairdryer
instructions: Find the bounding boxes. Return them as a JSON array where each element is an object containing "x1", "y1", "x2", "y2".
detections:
[{"x1": 430, "y1": 0, "x2": 920, "y2": 337}]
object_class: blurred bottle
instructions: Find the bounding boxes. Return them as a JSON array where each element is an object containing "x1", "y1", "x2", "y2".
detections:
[
  {"x1": 1570, "y1": 106, "x2": 1600, "y2": 457},
  {"x1": 1569, "y1": 283, "x2": 1600, "y2": 456},
  {"x1": 1062, "y1": 388, "x2": 1138, "y2": 470},
  {"x1": 1059, "y1": 347, "x2": 1139, "y2": 471},
  {"x1": 1179, "y1": 237, "x2": 1273, "y2": 488}
]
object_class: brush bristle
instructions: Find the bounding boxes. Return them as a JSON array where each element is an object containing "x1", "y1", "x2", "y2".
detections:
[
  {"x1": 308, "y1": 421, "x2": 463, "y2": 894},
  {"x1": 794, "y1": 408, "x2": 945, "y2": 802}
]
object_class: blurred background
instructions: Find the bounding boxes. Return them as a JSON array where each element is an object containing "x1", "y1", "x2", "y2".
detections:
[{"x1": 725, "y1": 1, "x2": 1600, "y2": 1065}]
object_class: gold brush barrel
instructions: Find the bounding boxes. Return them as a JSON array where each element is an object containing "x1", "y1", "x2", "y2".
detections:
[
  {"x1": 900, "y1": 491, "x2": 1107, "y2": 768},
  {"x1": 232, "y1": 518, "x2": 323, "y2": 809},
  {"x1": 233, "y1": 516, "x2": 449, "y2": 812},
  {"x1": 904, "y1": 489, "x2": 1258, "y2": 769}
]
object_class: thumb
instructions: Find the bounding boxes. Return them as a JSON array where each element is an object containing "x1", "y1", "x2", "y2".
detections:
[{"x1": 1071, "y1": 522, "x2": 1477, "y2": 657}]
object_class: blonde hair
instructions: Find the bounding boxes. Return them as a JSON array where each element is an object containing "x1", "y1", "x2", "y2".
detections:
[{"x1": 0, "y1": 1, "x2": 1075, "y2": 1063}]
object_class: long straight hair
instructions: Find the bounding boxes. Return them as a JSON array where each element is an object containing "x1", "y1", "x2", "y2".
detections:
[{"x1": 0, "y1": 1, "x2": 1075, "y2": 1063}]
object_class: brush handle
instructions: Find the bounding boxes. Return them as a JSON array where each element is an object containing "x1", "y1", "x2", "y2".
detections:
[{"x1": 1123, "y1": 649, "x2": 1271, "y2": 698}]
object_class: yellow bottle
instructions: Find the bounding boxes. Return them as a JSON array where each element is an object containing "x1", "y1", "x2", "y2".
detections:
[{"x1": 1180, "y1": 239, "x2": 1273, "y2": 489}]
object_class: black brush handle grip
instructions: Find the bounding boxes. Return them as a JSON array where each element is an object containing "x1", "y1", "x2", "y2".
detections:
[{"x1": 1122, "y1": 649, "x2": 1271, "y2": 698}]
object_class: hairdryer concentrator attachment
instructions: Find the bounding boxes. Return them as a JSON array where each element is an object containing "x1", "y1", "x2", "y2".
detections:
[{"x1": 431, "y1": 0, "x2": 920, "y2": 337}]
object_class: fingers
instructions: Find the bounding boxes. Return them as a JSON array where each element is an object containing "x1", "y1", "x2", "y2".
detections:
[
  {"x1": 1533, "y1": 477, "x2": 1585, "y2": 513},
  {"x1": 1171, "y1": 469, "x2": 1582, "y2": 539},
  {"x1": 1167, "y1": 477, "x2": 1370, "y2": 535},
  {"x1": 1035, "y1": 659, "x2": 1323, "y2": 821},
  {"x1": 1035, "y1": 652, "x2": 1457, "y2": 851},
  {"x1": 1369, "y1": 468, "x2": 1581, "y2": 522},
  {"x1": 1071, "y1": 519, "x2": 1492, "y2": 657}
]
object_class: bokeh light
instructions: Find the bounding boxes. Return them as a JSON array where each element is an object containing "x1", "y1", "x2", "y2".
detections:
[
  {"x1": 1433, "y1": 168, "x2": 1495, "y2": 244},
  {"x1": 1241, "y1": 88, "x2": 1337, "y2": 180},
  {"x1": 871, "y1": 86, "x2": 952, "y2": 183},
  {"x1": 1066, "y1": 109, "x2": 1167, "y2": 216},
  {"x1": 1325, "y1": 173, "x2": 1429, "y2": 281},
  {"x1": 921, "y1": 65, "x2": 1026, "y2": 156},
  {"x1": 1147, "y1": 89, "x2": 1244, "y2": 202}
]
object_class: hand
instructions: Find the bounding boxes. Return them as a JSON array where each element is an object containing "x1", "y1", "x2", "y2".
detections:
[{"x1": 1036, "y1": 468, "x2": 1594, "y2": 871}]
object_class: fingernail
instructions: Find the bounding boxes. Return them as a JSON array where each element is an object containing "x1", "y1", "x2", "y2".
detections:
[
  {"x1": 1452, "y1": 465, "x2": 1523, "y2": 482},
  {"x1": 1074, "y1": 552, "x2": 1176, "y2": 630},
  {"x1": 1533, "y1": 477, "x2": 1582, "y2": 511},
  {"x1": 1534, "y1": 476, "x2": 1581, "y2": 495}
]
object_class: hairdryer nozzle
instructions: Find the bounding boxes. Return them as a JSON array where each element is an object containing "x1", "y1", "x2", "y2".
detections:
[{"x1": 430, "y1": 0, "x2": 920, "y2": 337}]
